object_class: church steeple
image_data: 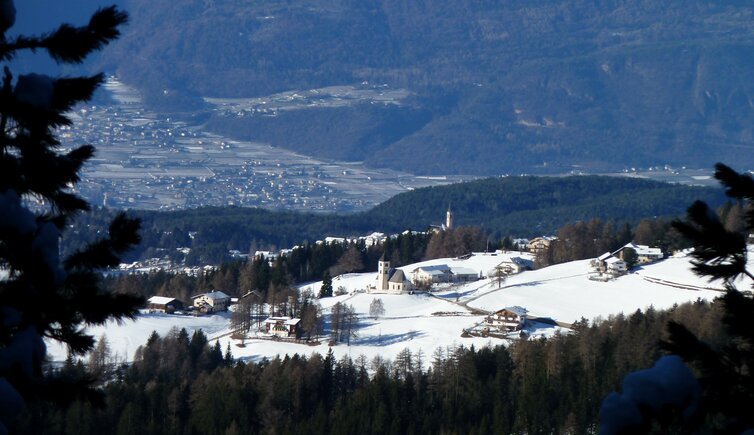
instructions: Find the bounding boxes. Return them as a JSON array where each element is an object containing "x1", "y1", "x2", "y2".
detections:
[
  {"x1": 377, "y1": 253, "x2": 390, "y2": 291},
  {"x1": 446, "y1": 204, "x2": 453, "y2": 230}
]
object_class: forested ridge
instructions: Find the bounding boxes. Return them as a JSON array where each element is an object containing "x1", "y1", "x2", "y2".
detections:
[
  {"x1": 64, "y1": 175, "x2": 724, "y2": 263},
  {"x1": 20, "y1": 300, "x2": 725, "y2": 434}
]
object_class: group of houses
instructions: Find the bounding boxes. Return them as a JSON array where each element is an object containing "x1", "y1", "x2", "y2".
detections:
[
  {"x1": 147, "y1": 291, "x2": 303, "y2": 339},
  {"x1": 146, "y1": 290, "x2": 231, "y2": 315},
  {"x1": 368, "y1": 253, "x2": 534, "y2": 295},
  {"x1": 590, "y1": 242, "x2": 664, "y2": 279}
]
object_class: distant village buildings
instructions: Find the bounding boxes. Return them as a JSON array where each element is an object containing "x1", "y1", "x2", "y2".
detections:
[
  {"x1": 430, "y1": 205, "x2": 454, "y2": 233},
  {"x1": 489, "y1": 256, "x2": 533, "y2": 276},
  {"x1": 589, "y1": 242, "x2": 664, "y2": 280},
  {"x1": 614, "y1": 243, "x2": 664, "y2": 264},
  {"x1": 527, "y1": 236, "x2": 556, "y2": 255}
]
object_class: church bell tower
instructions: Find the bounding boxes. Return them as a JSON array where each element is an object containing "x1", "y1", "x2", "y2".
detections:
[{"x1": 377, "y1": 253, "x2": 390, "y2": 291}]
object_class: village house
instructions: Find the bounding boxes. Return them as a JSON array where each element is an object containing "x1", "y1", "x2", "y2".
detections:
[
  {"x1": 363, "y1": 232, "x2": 387, "y2": 247},
  {"x1": 591, "y1": 252, "x2": 628, "y2": 278},
  {"x1": 613, "y1": 242, "x2": 664, "y2": 264},
  {"x1": 147, "y1": 296, "x2": 184, "y2": 314},
  {"x1": 527, "y1": 236, "x2": 556, "y2": 255},
  {"x1": 410, "y1": 265, "x2": 452, "y2": 286},
  {"x1": 485, "y1": 306, "x2": 528, "y2": 332},
  {"x1": 192, "y1": 290, "x2": 231, "y2": 313},
  {"x1": 409, "y1": 264, "x2": 481, "y2": 288},
  {"x1": 263, "y1": 316, "x2": 301, "y2": 338},
  {"x1": 450, "y1": 266, "x2": 480, "y2": 282},
  {"x1": 488, "y1": 256, "x2": 533, "y2": 277},
  {"x1": 254, "y1": 250, "x2": 278, "y2": 262}
]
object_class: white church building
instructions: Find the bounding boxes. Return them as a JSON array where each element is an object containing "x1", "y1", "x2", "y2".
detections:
[{"x1": 371, "y1": 253, "x2": 412, "y2": 294}]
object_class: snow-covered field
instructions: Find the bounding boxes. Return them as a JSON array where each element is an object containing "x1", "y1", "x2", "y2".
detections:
[{"x1": 46, "y1": 251, "x2": 738, "y2": 364}]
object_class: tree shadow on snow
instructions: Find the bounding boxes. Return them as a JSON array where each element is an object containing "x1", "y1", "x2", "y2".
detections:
[{"x1": 351, "y1": 330, "x2": 426, "y2": 347}]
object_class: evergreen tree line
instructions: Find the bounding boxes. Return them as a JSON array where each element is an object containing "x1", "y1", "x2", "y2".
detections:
[
  {"x1": 101, "y1": 229, "x2": 486, "y2": 302},
  {"x1": 61, "y1": 175, "x2": 726, "y2": 265},
  {"x1": 17, "y1": 299, "x2": 727, "y2": 434},
  {"x1": 535, "y1": 202, "x2": 749, "y2": 268},
  {"x1": 101, "y1": 210, "x2": 745, "y2": 304}
]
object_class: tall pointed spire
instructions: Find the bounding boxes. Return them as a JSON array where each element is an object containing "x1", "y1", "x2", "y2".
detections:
[{"x1": 446, "y1": 203, "x2": 453, "y2": 230}]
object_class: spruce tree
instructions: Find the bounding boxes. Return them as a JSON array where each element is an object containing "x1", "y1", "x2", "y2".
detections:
[
  {"x1": 0, "y1": 4, "x2": 142, "y2": 432},
  {"x1": 320, "y1": 270, "x2": 333, "y2": 298}
]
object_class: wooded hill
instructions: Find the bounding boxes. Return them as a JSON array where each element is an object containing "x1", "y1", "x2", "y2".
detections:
[
  {"x1": 86, "y1": 0, "x2": 754, "y2": 175},
  {"x1": 65, "y1": 175, "x2": 725, "y2": 263}
]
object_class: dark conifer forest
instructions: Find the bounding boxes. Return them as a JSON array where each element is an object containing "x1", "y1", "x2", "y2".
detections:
[
  {"x1": 63, "y1": 176, "x2": 725, "y2": 264},
  {"x1": 18, "y1": 300, "x2": 724, "y2": 434}
]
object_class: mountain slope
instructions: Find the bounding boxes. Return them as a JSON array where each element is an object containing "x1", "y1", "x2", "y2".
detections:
[{"x1": 83, "y1": 0, "x2": 754, "y2": 175}]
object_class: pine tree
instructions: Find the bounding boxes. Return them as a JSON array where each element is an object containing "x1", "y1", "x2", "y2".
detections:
[
  {"x1": 319, "y1": 270, "x2": 333, "y2": 298},
  {"x1": 600, "y1": 163, "x2": 754, "y2": 433},
  {"x1": 0, "y1": 5, "x2": 141, "y2": 432}
]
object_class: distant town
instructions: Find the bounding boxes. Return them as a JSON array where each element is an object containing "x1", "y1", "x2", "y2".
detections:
[
  {"x1": 61, "y1": 77, "x2": 720, "y2": 213},
  {"x1": 61, "y1": 77, "x2": 465, "y2": 212}
]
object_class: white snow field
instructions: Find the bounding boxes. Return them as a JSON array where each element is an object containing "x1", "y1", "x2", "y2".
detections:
[{"x1": 46, "y1": 250, "x2": 741, "y2": 364}]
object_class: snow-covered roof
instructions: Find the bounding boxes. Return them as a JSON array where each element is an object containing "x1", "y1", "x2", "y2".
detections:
[
  {"x1": 450, "y1": 267, "x2": 478, "y2": 276},
  {"x1": 620, "y1": 243, "x2": 663, "y2": 257},
  {"x1": 193, "y1": 291, "x2": 230, "y2": 301},
  {"x1": 499, "y1": 256, "x2": 532, "y2": 267},
  {"x1": 263, "y1": 316, "x2": 300, "y2": 326},
  {"x1": 498, "y1": 306, "x2": 528, "y2": 317},
  {"x1": 597, "y1": 252, "x2": 613, "y2": 261},
  {"x1": 412, "y1": 264, "x2": 450, "y2": 273},
  {"x1": 605, "y1": 257, "x2": 625, "y2": 265},
  {"x1": 148, "y1": 296, "x2": 177, "y2": 305},
  {"x1": 413, "y1": 269, "x2": 447, "y2": 277}
]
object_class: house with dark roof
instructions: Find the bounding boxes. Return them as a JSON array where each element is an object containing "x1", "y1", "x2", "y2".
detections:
[
  {"x1": 486, "y1": 306, "x2": 528, "y2": 332},
  {"x1": 147, "y1": 296, "x2": 184, "y2": 314},
  {"x1": 263, "y1": 316, "x2": 301, "y2": 338}
]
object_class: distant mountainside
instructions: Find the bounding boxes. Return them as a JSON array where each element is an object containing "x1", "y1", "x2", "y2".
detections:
[
  {"x1": 66, "y1": 175, "x2": 725, "y2": 262},
  {"x1": 83, "y1": 0, "x2": 754, "y2": 176},
  {"x1": 19, "y1": 1, "x2": 754, "y2": 175}
]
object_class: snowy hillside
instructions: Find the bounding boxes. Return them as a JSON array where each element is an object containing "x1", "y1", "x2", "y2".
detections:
[{"x1": 47, "y1": 250, "x2": 737, "y2": 365}]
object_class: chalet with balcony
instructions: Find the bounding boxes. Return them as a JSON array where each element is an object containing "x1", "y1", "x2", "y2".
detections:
[
  {"x1": 486, "y1": 306, "x2": 528, "y2": 332},
  {"x1": 263, "y1": 316, "x2": 301, "y2": 338}
]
